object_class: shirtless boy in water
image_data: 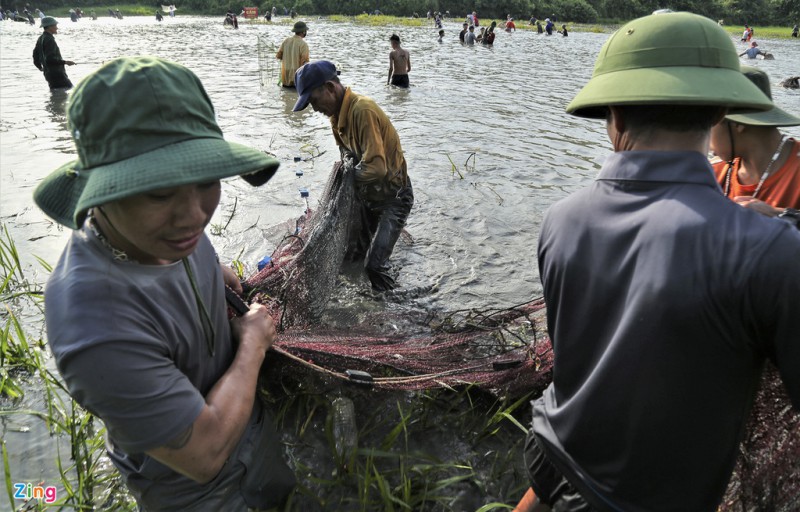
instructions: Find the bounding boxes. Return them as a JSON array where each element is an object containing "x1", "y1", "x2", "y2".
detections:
[{"x1": 388, "y1": 34, "x2": 411, "y2": 88}]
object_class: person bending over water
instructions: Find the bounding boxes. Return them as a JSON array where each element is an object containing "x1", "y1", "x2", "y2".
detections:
[{"x1": 294, "y1": 61, "x2": 414, "y2": 291}]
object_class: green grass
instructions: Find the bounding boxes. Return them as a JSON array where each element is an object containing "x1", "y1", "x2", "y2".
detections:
[
  {"x1": 260, "y1": 369, "x2": 534, "y2": 511},
  {"x1": 722, "y1": 25, "x2": 797, "y2": 39},
  {"x1": 0, "y1": 222, "x2": 136, "y2": 511},
  {"x1": 327, "y1": 14, "x2": 436, "y2": 27}
]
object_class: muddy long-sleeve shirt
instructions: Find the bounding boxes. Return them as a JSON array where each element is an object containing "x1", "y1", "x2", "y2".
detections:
[{"x1": 330, "y1": 87, "x2": 408, "y2": 201}]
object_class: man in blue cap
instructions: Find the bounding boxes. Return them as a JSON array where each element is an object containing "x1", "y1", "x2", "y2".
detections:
[{"x1": 293, "y1": 61, "x2": 413, "y2": 291}]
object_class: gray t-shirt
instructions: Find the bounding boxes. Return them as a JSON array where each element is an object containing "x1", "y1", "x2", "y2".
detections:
[
  {"x1": 45, "y1": 225, "x2": 294, "y2": 510},
  {"x1": 534, "y1": 151, "x2": 800, "y2": 511}
]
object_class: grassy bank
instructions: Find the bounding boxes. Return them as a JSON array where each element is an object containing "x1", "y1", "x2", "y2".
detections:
[{"x1": 722, "y1": 25, "x2": 798, "y2": 39}]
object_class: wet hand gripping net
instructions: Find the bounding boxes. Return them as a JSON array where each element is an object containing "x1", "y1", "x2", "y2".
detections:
[{"x1": 242, "y1": 162, "x2": 798, "y2": 509}]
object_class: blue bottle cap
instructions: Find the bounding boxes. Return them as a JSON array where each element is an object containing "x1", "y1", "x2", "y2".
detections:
[
  {"x1": 294, "y1": 156, "x2": 302, "y2": 162},
  {"x1": 299, "y1": 187, "x2": 309, "y2": 198},
  {"x1": 295, "y1": 169, "x2": 304, "y2": 176},
  {"x1": 257, "y1": 255, "x2": 272, "y2": 271}
]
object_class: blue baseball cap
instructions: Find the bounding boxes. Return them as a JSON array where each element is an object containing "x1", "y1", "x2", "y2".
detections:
[{"x1": 292, "y1": 61, "x2": 339, "y2": 112}]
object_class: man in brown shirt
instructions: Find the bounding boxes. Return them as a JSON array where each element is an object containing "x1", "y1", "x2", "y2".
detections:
[
  {"x1": 275, "y1": 21, "x2": 309, "y2": 87},
  {"x1": 293, "y1": 61, "x2": 413, "y2": 291}
]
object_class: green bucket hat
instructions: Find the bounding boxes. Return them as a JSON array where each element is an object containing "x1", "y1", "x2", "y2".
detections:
[
  {"x1": 292, "y1": 21, "x2": 308, "y2": 33},
  {"x1": 567, "y1": 12, "x2": 774, "y2": 118},
  {"x1": 33, "y1": 56, "x2": 279, "y2": 230},
  {"x1": 40, "y1": 16, "x2": 57, "y2": 28},
  {"x1": 725, "y1": 66, "x2": 800, "y2": 126}
]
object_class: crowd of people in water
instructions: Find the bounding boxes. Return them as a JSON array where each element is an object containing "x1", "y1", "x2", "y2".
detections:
[
  {"x1": 0, "y1": 3, "x2": 129, "y2": 22},
  {"x1": 222, "y1": 5, "x2": 297, "y2": 28}
]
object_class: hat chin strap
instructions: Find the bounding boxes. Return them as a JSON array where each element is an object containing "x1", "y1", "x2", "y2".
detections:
[{"x1": 726, "y1": 121, "x2": 737, "y2": 170}]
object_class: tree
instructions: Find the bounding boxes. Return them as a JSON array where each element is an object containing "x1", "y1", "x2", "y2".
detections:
[
  {"x1": 602, "y1": 0, "x2": 646, "y2": 19},
  {"x1": 771, "y1": 0, "x2": 800, "y2": 23}
]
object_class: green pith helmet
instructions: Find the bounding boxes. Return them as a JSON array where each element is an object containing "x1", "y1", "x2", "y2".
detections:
[
  {"x1": 33, "y1": 56, "x2": 279, "y2": 230},
  {"x1": 292, "y1": 21, "x2": 307, "y2": 33},
  {"x1": 40, "y1": 16, "x2": 58, "y2": 28},
  {"x1": 566, "y1": 12, "x2": 774, "y2": 118},
  {"x1": 725, "y1": 66, "x2": 800, "y2": 126}
]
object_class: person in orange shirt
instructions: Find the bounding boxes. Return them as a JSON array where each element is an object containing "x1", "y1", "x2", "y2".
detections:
[{"x1": 710, "y1": 66, "x2": 800, "y2": 227}]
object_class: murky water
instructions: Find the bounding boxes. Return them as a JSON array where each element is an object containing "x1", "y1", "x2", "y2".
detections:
[{"x1": 2, "y1": 15, "x2": 799, "y2": 510}]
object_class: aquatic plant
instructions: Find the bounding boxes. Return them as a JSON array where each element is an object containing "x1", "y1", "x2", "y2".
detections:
[
  {"x1": 210, "y1": 196, "x2": 238, "y2": 236},
  {"x1": 262, "y1": 382, "x2": 533, "y2": 510}
]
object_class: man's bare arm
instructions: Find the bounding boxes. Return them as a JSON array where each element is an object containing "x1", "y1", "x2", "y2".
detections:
[{"x1": 146, "y1": 305, "x2": 274, "y2": 483}]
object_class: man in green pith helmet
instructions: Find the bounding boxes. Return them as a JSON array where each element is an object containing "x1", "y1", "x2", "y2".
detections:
[
  {"x1": 32, "y1": 17, "x2": 75, "y2": 90},
  {"x1": 512, "y1": 12, "x2": 800, "y2": 512},
  {"x1": 33, "y1": 56, "x2": 295, "y2": 511},
  {"x1": 276, "y1": 20, "x2": 309, "y2": 87}
]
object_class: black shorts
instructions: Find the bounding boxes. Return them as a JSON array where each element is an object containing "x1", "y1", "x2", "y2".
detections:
[
  {"x1": 524, "y1": 432, "x2": 598, "y2": 512},
  {"x1": 390, "y1": 74, "x2": 409, "y2": 88}
]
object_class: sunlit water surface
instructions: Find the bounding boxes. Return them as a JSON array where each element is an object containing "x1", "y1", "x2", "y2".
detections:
[{"x1": 1, "y1": 15, "x2": 799, "y2": 510}]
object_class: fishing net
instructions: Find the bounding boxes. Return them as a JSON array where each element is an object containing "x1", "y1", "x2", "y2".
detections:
[
  {"x1": 721, "y1": 365, "x2": 800, "y2": 511},
  {"x1": 243, "y1": 161, "x2": 552, "y2": 395},
  {"x1": 242, "y1": 161, "x2": 798, "y2": 508},
  {"x1": 257, "y1": 34, "x2": 277, "y2": 87}
]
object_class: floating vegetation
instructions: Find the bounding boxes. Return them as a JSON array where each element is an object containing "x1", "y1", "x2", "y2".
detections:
[
  {"x1": 328, "y1": 14, "x2": 428, "y2": 27},
  {"x1": 210, "y1": 196, "x2": 238, "y2": 236},
  {"x1": 445, "y1": 151, "x2": 478, "y2": 180}
]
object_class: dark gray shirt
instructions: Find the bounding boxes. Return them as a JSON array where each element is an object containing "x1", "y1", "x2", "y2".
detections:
[
  {"x1": 533, "y1": 151, "x2": 800, "y2": 511},
  {"x1": 45, "y1": 226, "x2": 293, "y2": 510}
]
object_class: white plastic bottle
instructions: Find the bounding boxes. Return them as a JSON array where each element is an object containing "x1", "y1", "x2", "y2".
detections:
[{"x1": 331, "y1": 396, "x2": 358, "y2": 459}]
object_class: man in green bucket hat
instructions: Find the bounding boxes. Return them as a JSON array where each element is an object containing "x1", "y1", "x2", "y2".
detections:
[
  {"x1": 275, "y1": 20, "x2": 309, "y2": 87},
  {"x1": 513, "y1": 12, "x2": 800, "y2": 512},
  {"x1": 33, "y1": 56, "x2": 295, "y2": 510},
  {"x1": 32, "y1": 16, "x2": 75, "y2": 90}
]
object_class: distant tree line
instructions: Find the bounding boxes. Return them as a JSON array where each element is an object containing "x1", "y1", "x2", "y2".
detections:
[
  {"x1": 265, "y1": 0, "x2": 798, "y2": 24},
  {"x1": 25, "y1": 0, "x2": 800, "y2": 24}
]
